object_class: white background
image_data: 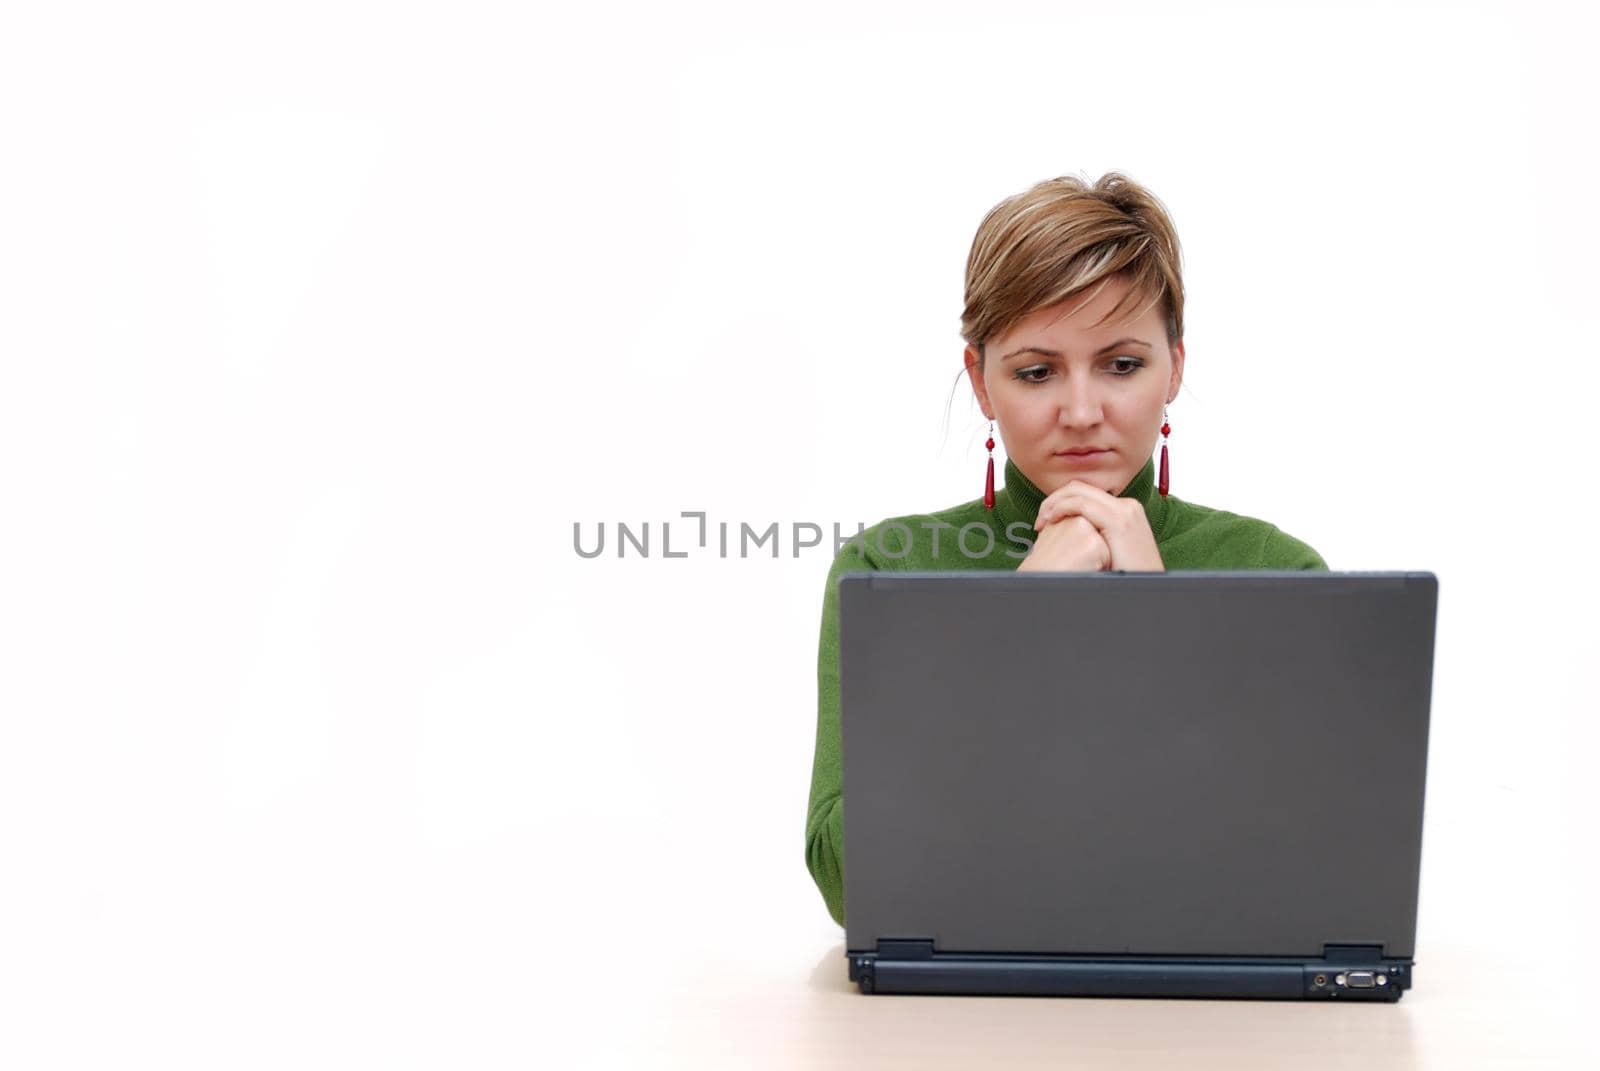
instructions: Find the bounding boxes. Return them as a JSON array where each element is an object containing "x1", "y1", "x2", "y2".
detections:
[{"x1": 2, "y1": 1, "x2": 1597, "y2": 1067}]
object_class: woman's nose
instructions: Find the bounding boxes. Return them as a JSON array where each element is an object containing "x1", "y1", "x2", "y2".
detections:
[{"x1": 1056, "y1": 377, "x2": 1104, "y2": 427}]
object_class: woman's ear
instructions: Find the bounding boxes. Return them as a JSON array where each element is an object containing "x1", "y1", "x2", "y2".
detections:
[
  {"x1": 1167, "y1": 339, "x2": 1186, "y2": 404},
  {"x1": 964, "y1": 345, "x2": 994, "y2": 420}
]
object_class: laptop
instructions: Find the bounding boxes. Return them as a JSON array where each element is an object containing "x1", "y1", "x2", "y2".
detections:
[{"x1": 838, "y1": 571, "x2": 1437, "y2": 1001}]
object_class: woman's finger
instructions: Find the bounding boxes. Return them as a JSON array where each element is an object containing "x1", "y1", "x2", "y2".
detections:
[
  {"x1": 1035, "y1": 485, "x2": 1119, "y2": 530},
  {"x1": 1035, "y1": 493, "x2": 1120, "y2": 533},
  {"x1": 1034, "y1": 480, "x2": 1114, "y2": 528}
]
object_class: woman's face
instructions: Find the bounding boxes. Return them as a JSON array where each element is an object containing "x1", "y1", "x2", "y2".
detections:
[{"x1": 965, "y1": 274, "x2": 1185, "y2": 498}]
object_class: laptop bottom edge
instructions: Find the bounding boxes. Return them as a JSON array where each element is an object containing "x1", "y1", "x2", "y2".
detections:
[{"x1": 847, "y1": 944, "x2": 1411, "y2": 1001}]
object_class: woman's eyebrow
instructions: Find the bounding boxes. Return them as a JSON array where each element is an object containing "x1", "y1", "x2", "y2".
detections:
[{"x1": 1000, "y1": 338, "x2": 1153, "y2": 362}]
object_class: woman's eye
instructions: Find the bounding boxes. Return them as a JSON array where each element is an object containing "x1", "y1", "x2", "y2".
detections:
[{"x1": 1016, "y1": 359, "x2": 1143, "y2": 383}]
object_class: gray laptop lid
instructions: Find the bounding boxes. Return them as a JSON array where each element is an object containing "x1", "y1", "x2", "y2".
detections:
[{"x1": 838, "y1": 571, "x2": 1437, "y2": 959}]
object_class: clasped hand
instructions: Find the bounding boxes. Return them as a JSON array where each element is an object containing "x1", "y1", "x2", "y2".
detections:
[{"x1": 1016, "y1": 480, "x2": 1165, "y2": 573}]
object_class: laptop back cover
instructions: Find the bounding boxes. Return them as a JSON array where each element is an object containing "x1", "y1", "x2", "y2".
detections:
[{"x1": 838, "y1": 572, "x2": 1436, "y2": 959}]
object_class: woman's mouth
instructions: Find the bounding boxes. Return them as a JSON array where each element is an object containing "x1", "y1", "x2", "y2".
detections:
[{"x1": 1053, "y1": 448, "x2": 1111, "y2": 462}]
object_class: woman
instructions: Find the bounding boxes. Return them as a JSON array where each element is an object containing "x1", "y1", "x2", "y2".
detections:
[{"x1": 803, "y1": 173, "x2": 1327, "y2": 927}]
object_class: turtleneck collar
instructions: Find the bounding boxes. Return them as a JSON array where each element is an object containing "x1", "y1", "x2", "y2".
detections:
[{"x1": 994, "y1": 455, "x2": 1169, "y2": 542}]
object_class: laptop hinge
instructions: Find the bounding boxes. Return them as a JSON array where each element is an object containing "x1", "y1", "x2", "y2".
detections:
[
  {"x1": 875, "y1": 939, "x2": 936, "y2": 960},
  {"x1": 1322, "y1": 943, "x2": 1386, "y2": 962},
  {"x1": 850, "y1": 939, "x2": 936, "y2": 992}
]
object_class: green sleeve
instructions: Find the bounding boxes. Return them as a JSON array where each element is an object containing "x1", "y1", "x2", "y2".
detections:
[
  {"x1": 805, "y1": 537, "x2": 879, "y2": 927},
  {"x1": 1261, "y1": 525, "x2": 1329, "y2": 570}
]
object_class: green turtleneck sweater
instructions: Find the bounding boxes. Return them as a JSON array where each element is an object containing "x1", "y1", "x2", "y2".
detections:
[{"x1": 804, "y1": 455, "x2": 1328, "y2": 927}]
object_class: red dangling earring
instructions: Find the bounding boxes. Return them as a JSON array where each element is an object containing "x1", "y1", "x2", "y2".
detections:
[
  {"x1": 1158, "y1": 407, "x2": 1171, "y2": 497},
  {"x1": 983, "y1": 420, "x2": 996, "y2": 510}
]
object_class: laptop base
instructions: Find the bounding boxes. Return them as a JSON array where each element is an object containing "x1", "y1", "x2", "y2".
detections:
[{"x1": 849, "y1": 941, "x2": 1410, "y2": 1001}]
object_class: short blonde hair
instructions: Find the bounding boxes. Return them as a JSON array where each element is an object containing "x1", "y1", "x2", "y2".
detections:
[{"x1": 961, "y1": 172, "x2": 1185, "y2": 359}]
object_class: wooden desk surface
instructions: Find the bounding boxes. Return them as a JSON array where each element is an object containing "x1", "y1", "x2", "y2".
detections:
[{"x1": 621, "y1": 937, "x2": 1592, "y2": 1070}]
